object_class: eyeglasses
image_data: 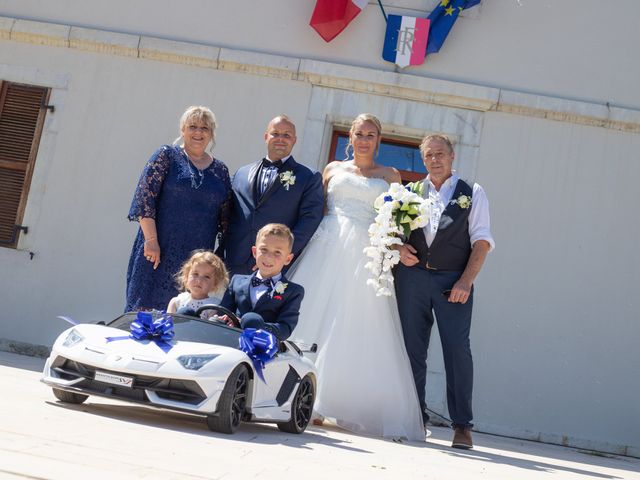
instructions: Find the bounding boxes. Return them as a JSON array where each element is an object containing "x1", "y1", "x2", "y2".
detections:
[{"x1": 187, "y1": 125, "x2": 211, "y2": 133}]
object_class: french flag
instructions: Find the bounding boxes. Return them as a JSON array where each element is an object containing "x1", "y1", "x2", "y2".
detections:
[
  {"x1": 309, "y1": 0, "x2": 368, "y2": 43},
  {"x1": 382, "y1": 15, "x2": 430, "y2": 68}
]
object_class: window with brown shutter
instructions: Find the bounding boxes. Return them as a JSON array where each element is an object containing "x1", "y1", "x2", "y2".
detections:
[{"x1": 0, "y1": 81, "x2": 50, "y2": 248}]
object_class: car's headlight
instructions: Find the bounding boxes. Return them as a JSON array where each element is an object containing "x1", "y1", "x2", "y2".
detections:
[
  {"x1": 62, "y1": 328, "x2": 84, "y2": 347},
  {"x1": 177, "y1": 354, "x2": 219, "y2": 370}
]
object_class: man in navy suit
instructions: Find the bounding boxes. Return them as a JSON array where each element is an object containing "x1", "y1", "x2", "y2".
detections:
[
  {"x1": 395, "y1": 135, "x2": 494, "y2": 450},
  {"x1": 224, "y1": 115, "x2": 324, "y2": 276},
  {"x1": 221, "y1": 224, "x2": 304, "y2": 341}
]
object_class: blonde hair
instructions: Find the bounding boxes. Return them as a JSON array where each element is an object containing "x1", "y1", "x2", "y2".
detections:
[
  {"x1": 255, "y1": 223, "x2": 294, "y2": 251},
  {"x1": 345, "y1": 113, "x2": 382, "y2": 158},
  {"x1": 419, "y1": 134, "x2": 454, "y2": 157},
  {"x1": 175, "y1": 250, "x2": 228, "y2": 293},
  {"x1": 177, "y1": 105, "x2": 217, "y2": 149}
]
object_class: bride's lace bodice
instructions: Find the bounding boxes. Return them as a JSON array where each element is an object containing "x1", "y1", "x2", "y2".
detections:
[{"x1": 326, "y1": 171, "x2": 389, "y2": 222}]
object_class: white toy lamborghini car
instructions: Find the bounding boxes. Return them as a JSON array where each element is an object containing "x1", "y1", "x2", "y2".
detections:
[{"x1": 41, "y1": 306, "x2": 317, "y2": 434}]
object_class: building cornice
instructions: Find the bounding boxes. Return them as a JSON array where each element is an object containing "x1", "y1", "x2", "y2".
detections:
[{"x1": 2, "y1": 16, "x2": 639, "y2": 133}]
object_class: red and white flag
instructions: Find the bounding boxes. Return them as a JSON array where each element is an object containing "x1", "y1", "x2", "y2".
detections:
[{"x1": 309, "y1": 0, "x2": 368, "y2": 42}]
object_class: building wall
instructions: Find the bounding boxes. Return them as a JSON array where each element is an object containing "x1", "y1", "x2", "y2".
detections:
[
  {"x1": 0, "y1": 0, "x2": 638, "y2": 457},
  {"x1": 0, "y1": 0, "x2": 638, "y2": 108},
  {"x1": 474, "y1": 111, "x2": 640, "y2": 453},
  {"x1": 0, "y1": 39, "x2": 312, "y2": 342}
]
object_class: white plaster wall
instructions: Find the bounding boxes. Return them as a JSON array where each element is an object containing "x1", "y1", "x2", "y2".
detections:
[
  {"x1": 473, "y1": 111, "x2": 640, "y2": 453},
  {"x1": 0, "y1": 41, "x2": 312, "y2": 346},
  {"x1": 0, "y1": 0, "x2": 638, "y2": 108},
  {"x1": 0, "y1": 3, "x2": 638, "y2": 456}
]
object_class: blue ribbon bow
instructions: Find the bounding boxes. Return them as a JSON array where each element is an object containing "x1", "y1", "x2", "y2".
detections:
[
  {"x1": 238, "y1": 328, "x2": 278, "y2": 383},
  {"x1": 106, "y1": 311, "x2": 175, "y2": 353}
]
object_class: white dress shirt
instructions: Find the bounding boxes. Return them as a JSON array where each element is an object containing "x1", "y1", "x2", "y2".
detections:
[
  {"x1": 422, "y1": 172, "x2": 495, "y2": 251},
  {"x1": 259, "y1": 155, "x2": 290, "y2": 195},
  {"x1": 250, "y1": 272, "x2": 283, "y2": 307}
]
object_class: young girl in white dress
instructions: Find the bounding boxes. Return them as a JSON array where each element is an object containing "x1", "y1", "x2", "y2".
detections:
[
  {"x1": 167, "y1": 250, "x2": 228, "y2": 314},
  {"x1": 288, "y1": 114, "x2": 425, "y2": 441}
]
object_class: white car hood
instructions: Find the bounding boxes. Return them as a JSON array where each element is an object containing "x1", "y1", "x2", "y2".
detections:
[{"x1": 59, "y1": 324, "x2": 238, "y2": 361}]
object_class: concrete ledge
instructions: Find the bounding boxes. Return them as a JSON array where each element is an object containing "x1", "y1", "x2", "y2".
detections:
[
  {"x1": 1, "y1": 15, "x2": 639, "y2": 133},
  {"x1": 139, "y1": 37, "x2": 219, "y2": 69},
  {"x1": 0, "y1": 338, "x2": 50, "y2": 358},
  {"x1": 219, "y1": 47, "x2": 300, "y2": 80},
  {"x1": 497, "y1": 90, "x2": 640, "y2": 133},
  {"x1": 299, "y1": 59, "x2": 500, "y2": 112},
  {"x1": 0, "y1": 17, "x2": 14, "y2": 40},
  {"x1": 11, "y1": 19, "x2": 69, "y2": 48},
  {"x1": 69, "y1": 26, "x2": 139, "y2": 57}
]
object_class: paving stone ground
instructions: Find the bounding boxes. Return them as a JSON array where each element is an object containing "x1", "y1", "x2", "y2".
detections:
[{"x1": 1, "y1": 351, "x2": 638, "y2": 480}]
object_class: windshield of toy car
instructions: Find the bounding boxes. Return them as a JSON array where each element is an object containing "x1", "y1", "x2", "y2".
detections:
[{"x1": 108, "y1": 313, "x2": 241, "y2": 349}]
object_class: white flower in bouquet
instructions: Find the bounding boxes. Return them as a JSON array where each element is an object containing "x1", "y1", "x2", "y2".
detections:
[{"x1": 364, "y1": 182, "x2": 433, "y2": 296}]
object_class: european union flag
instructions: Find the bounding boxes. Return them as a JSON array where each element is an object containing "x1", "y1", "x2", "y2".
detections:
[{"x1": 426, "y1": 0, "x2": 480, "y2": 54}]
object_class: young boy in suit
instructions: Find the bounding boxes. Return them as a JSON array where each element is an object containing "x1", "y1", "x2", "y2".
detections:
[{"x1": 220, "y1": 223, "x2": 304, "y2": 341}]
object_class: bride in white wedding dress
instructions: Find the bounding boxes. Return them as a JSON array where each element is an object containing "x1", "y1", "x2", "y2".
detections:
[{"x1": 288, "y1": 114, "x2": 425, "y2": 441}]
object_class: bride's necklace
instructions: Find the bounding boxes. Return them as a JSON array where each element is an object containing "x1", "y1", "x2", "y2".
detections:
[{"x1": 182, "y1": 147, "x2": 209, "y2": 190}]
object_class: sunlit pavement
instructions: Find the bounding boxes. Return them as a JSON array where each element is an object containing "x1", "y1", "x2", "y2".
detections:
[{"x1": 1, "y1": 350, "x2": 638, "y2": 480}]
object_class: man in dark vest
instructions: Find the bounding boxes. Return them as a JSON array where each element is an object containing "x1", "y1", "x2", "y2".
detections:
[{"x1": 395, "y1": 134, "x2": 494, "y2": 449}]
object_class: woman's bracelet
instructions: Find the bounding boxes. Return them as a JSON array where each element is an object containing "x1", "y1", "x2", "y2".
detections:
[{"x1": 144, "y1": 237, "x2": 157, "y2": 244}]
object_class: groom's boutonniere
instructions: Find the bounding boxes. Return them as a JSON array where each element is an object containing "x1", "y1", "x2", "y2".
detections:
[
  {"x1": 279, "y1": 171, "x2": 296, "y2": 190},
  {"x1": 450, "y1": 194, "x2": 472, "y2": 209},
  {"x1": 273, "y1": 281, "x2": 288, "y2": 295}
]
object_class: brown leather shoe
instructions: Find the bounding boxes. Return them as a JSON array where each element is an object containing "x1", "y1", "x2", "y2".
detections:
[{"x1": 451, "y1": 427, "x2": 473, "y2": 449}]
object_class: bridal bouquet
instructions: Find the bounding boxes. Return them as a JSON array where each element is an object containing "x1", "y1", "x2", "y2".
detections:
[{"x1": 364, "y1": 182, "x2": 432, "y2": 296}]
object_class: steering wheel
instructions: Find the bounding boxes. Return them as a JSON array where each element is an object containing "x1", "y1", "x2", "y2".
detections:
[{"x1": 195, "y1": 304, "x2": 242, "y2": 328}]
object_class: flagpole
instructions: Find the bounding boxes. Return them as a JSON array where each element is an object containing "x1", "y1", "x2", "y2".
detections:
[{"x1": 376, "y1": 0, "x2": 388, "y2": 22}]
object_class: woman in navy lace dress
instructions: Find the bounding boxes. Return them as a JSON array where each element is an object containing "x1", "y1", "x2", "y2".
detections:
[{"x1": 125, "y1": 106, "x2": 231, "y2": 312}]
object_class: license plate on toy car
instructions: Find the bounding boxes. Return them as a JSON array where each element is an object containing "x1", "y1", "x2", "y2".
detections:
[{"x1": 94, "y1": 370, "x2": 134, "y2": 388}]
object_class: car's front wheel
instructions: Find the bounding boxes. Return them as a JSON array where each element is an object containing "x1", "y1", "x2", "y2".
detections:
[
  {"x1": 52, "y1": 387, "x2": 88, "y2": 404},
  {"x1": 277, "y1": 374, "x2": 315, "y2": 434},
  {"x1": 207, "y1": 364, "x2": 249, "y2": 434}
]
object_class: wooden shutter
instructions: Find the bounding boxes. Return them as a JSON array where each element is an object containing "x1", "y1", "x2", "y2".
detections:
[{"x1": 0, "y1": 81, "x2": 50, "y2": 247}]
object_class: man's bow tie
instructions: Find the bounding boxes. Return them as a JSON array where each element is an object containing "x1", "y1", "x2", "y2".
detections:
[
  {"x1": 262, "y1": 158, "x2": 283, "y2": 169},
  {"x1": 251, "y1": 276, "x2": 273, "y2": 288}
]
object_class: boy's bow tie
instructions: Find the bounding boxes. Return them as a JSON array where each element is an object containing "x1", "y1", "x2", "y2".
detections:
[{"x1": 251, "y1": 276, "x2": 273, "y2": 288}]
